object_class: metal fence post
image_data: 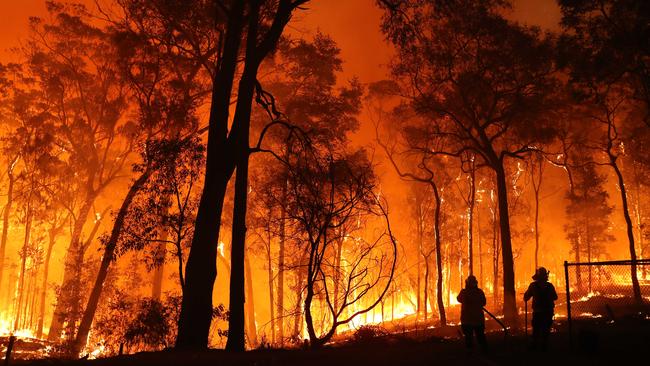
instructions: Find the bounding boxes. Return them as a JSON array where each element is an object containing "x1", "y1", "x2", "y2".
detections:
[
  {"x1": 564, "y1": 260, "x2": 572, "y2": 348},
  {"x1": 4, "y1": 335, "x2": 15, "y2": 366}
]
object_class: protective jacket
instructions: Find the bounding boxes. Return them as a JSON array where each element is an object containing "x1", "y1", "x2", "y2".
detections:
[
  {"x1": 524, "y1": 280, "x2": 558, "y2": 313},
  {"x1": 457, "y1": 287, "x2": 486, "y2": 326}
]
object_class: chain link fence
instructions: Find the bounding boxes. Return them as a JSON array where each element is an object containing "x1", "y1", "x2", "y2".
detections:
[{"x1": 563, "y1": 259, "x2": 650, "y2": 344}]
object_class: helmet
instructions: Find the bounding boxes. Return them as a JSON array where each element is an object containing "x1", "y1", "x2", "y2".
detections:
[
  {"x1": 465, "y1": 275, "x2": 478, "y2": 288},
  {"x1": 533, "y1": 267, "x2": 549, "y2": 281}
]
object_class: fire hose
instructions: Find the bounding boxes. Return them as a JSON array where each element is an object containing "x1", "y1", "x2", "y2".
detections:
[{"x1": 482, "y1": 307, "x2": 509, "y2": 341}]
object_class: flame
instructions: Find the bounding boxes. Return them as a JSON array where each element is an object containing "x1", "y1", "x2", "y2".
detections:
[
  {"x1": 449, "y1": 291, "x2": 461, "y2": 306},
  {"x1": 0, "y1": 318, "x2": 36, "y2": 339}
]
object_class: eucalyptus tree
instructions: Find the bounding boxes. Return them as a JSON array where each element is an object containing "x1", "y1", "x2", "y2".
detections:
[
  {"x1": 22, "y1": 3, "x2": 136, "y2": 340},
  {"x1": 380, "y1": 0, "x2": 558, "y2": 325}
]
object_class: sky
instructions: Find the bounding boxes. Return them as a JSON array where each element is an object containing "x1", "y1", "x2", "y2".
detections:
[{"x1": 0, "y1": 0, "x2": 562, "y2": 70}]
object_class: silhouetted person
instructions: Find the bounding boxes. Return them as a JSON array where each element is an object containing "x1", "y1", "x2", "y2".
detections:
[
  {"x1": 524, "y1": 267, "x2": 558, "y2": 351},
  {"x1": 457, "y1": 275, "x2": 487, "y2": 352}
]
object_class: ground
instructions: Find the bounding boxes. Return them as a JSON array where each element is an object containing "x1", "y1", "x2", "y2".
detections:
[{"x1": 14, "y1": 318, "x2": 650, "y2": 366}]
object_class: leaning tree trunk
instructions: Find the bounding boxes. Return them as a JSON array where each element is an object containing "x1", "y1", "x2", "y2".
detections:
[
  {"x1": 72, "y1": 168, "x2": 153, "y2": 355},
  {"x1": 610, "y1": 158, "x2": 642, "y2": 303},
  {"x1": 0, "y1": 157, "x2": 16, "y2": 300},
  {"x1": 430, "y1": 182, "x2": 447, "y2": 326},
  {"x1": 36, "y1": 225, "x2": 61, "y2": 338},
  {"x1": 175, "y1": 0, "x2": 245, "y2": 349},
  {"x1": 48, "y1": 194, "x2": 94, "y2": 341},
  {"x1": 14, "y1": 202, "x2": 32, "y2": 331},
  {"x1": 494, "y1": 162, "x2": 517, "y2": 326}
]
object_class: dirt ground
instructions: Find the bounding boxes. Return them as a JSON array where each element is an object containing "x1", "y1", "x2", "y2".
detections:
[{"x1": 15, "y1": 318, "x2": 650, "y2": 366}]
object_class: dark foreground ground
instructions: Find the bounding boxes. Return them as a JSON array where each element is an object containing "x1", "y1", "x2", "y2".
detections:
[{"x1": 15, "y1": 318, "x2": 650, "y2": 366}]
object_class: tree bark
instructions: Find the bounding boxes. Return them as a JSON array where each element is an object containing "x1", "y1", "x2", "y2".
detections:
[
  {"x1": 0, "y1": 157, "x2": 17, "y2": 300},
  {"x1": 276, "y1": 181, "x2": 287, "y2": 345},
  {"x1": 14, "y1": 200, "x2": 32, "y2": 331},
  {"x1": 225, "y1": 6, "x2": 261, "y2": 348},
  {"x1": 73, "y1": 168, "x2": 152, "y2": 355},
  {"x1": 48, "y1": 194, "x2": 95, "y2": 341},
  {"x1": 175, "y1": 0, "x2": 245, "y2": 349},
  {"x1": 423, "y1": 254, "x2": 430, "y2": 323},
  {"x1": 495, "y1": 163, "x2": 517, "y2": 326},
  {"x1": 491, "y1": 197, "x2": 499, "y2": 308},
  {"x1": 265, "y1": 226, "x2": 275, "y2": 345},
  {"x1": 36, "y1": 224, "x2": 61, "y2": 339},
  {"x1": 531, "y1": 155, "x2": 543, "y2": 270},
  {"x1": 610, "y1": 159, "x2": 642, "y2": 303},
  {"x1": 226, "y1": 0, "x2": 300, "y2": 350},
  {"x1": 468, "y1": 167, "x2": 475, "y2": 276},
  {"x1": 244, "y1": 252, "x2": 257, "y2": 347},
  {"x1": 431, "y1": 182, "x2": 446, "y2": 326}
]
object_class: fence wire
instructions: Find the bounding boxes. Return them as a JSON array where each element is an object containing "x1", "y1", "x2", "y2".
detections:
[{"x1": 563, "y1": 259, "x2": 650, "y2": 345}]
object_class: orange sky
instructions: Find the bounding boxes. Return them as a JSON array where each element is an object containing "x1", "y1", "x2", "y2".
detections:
[{"x1": 0, "y1": 0, "x2": 561, "y2": 72}]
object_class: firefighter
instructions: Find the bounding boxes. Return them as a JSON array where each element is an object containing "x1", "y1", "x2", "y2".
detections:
[
  {"x1": 524, "y1": 267, "x2": 558, "y2": 351},
  {"x1": 457, "y1": 275, "x2": 488, "y2": 352}
]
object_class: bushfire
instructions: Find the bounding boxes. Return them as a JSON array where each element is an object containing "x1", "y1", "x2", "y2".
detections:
[{"x1": 0, "y1": 0, "x2": 649, "y2": 364}]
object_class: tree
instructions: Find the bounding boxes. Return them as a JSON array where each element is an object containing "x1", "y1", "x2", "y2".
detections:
[
  {"x1": 380, "y1": 0, "x2": 557, "y2": 325},
  {"x1": 21, "y1": 3, "x2": 136, "y2": 340},
  {"x1": 167, "y1": 0, "x2": 308, "y2": 350},
  {"x1": 248, "y1": 32, "x2": 363, "y2": 345},
  {"x1": 564, "y1": 157, "x2": 614, "y2": 292},
  {"x1": 72, "y1": 2, "x2": 211, "y2": 348},
  {"x1": 286, "y1": 148, "x2": 396, "y2": 348},
  {"x1": 528, "y1": 152, "x2": 545, "y2": 269},
  {"x1": 559, "y1": 0, "x2": 650, "y2": 126}
]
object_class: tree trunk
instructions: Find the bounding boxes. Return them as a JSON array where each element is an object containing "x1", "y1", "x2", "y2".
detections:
[
  {"x1": 416, "y1": 198, "x2": 423, "y2": 320},
  {"x1": 610, "y1": 159, "x2": 642, "y2": 303},
  {"x1": 530, "y1": 154, "x2": 544, "y2": 271},
  {"x1": 468, "y1": 168, "x2": 475, "y2": 276},
  {"x1": 72, "y1": 168, "x2": 152, "y2": 355},
  {"x1": 495, "y1": 163, "x2": 517, "y2": 326},
  {"x1": 36, "y1": 226, "x2": 60, "y2": 339},
  {"x1": 175, "y1": 0, "x2": 245, "y2": 349},
  {"x1": 226, "y1": 158, "x2": 250, "y2": 352},
  {"x1": 48, "y1": 194, "x2": 95, "y2": 341},
  {"x1": 14, "y1": 201, "x2": 32, "y2": 331},
  {"x1": 244, "y1": 252, "x2": 257, "y2": 347},
  {"x1": 633, "y1": 166, "x2": 646, "y2": 279},
  {"x1": 477, "y1": 204, "x2": 483, "y2": 288},
  {"x1": 575, "y1": 232, "x2": 582, "y2": 292},
  {"x1": 277, "y1": 180, "x2": 287, "y2": 345},
  {"x1": 265, "y1": 228, "x2": 275, "y2": 345},
  {"x1": 292, "y1": 266, "x2": 306, "y2": 339},
  {"x1": 422, "y1": 255, "x2": 429, "y2": 323},
  {"x1": 491, "y1": 197, "x2": 499, "y2": 308},
  {"x1": 225, "y1": 5, "x2": 262, "y2": 347},
  {"x1": 0, "y1": 157, "x2": 16, "y2": 300},
  {"x1": 431, "y1": 182, "x2": 446, "y2": 326},
  {"x1": 331, "y1": 235, "x2": 343, "y2": 334}
]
